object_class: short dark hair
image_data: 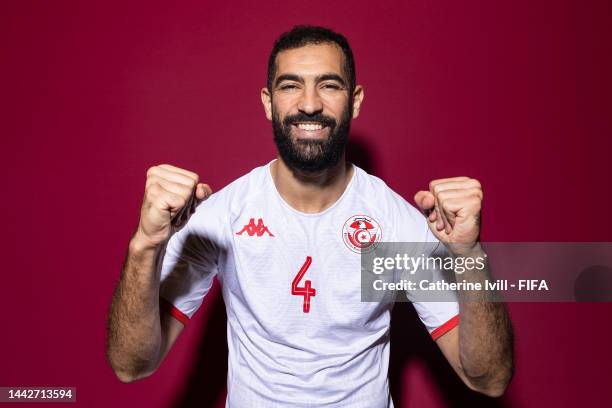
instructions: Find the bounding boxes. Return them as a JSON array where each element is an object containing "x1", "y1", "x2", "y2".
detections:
[{"x1": 267, "y1": 25, "x2": 356, "y2": 94}]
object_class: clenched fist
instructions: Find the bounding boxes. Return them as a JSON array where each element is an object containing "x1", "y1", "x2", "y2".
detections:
[
  {"x1": 414, "y1": 177, "x2": 483, "y2": 256},
  {"x1": 134, "y1": 164, "x2": 211, "y2": 248}
]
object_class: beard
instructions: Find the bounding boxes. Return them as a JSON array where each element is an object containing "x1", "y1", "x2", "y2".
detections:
[{"x1": 272, "y1": 101, "x2": 352, "y2": 173}]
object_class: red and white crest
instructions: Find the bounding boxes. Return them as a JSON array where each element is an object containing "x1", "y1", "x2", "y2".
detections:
[{"x1": 342, "y1": 215, "x2": 382, "y2": 253}]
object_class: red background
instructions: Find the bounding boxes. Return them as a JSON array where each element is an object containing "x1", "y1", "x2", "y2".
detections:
[{"x1": 2, "y1": 1, "x2": 611, "y2": 407}]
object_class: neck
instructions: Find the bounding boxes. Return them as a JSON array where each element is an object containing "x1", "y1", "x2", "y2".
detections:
[{"x1": 271, "y1": 154, "x2": 353, "y2": 214}]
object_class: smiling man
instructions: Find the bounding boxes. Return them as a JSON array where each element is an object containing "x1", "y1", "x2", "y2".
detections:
[{"x1": 106, "y1": 25, "x2": 514, "y2": 407}]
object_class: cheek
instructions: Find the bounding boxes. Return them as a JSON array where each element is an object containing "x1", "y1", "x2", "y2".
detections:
[
  {"x1": 272, "y1": 98, "x2": 295, "y2": 120},
  {"x1": 322, "y1": 94, "x2": 350, "y2": 117},
  {"x1": 273, "y1": 93, "x2": 299, "y2": 109}
]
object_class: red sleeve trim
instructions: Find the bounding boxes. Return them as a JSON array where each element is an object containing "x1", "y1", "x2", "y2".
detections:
[
  {"x1": 431, "y1": 314, "x2": 460, "y2": 340},
  {"x1": 159, "y1": 296, "x2": 190, "y2": 326}
]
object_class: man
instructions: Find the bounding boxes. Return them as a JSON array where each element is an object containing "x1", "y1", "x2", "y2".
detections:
[{"x1": 106, "y1": 25, "x2": 513, "y2": 407}]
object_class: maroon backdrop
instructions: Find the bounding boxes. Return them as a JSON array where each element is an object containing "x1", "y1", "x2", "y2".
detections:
[{"x1": 2, "y1": 1, "x2": 611, "y2": 407}]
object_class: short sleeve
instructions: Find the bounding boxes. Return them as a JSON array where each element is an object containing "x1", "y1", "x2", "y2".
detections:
[
  {"x1": 410, "y1": 226, "x2": 460, "y2": 340},
  {"x1": 392, "y1": 193, "x2": 460, "y2": 340},
  {"x1": 159, "y1": 197, "x2": 224, "y2": 325}
]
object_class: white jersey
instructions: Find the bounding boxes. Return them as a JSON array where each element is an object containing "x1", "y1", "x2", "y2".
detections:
[{"x1": 159, "y1": 160, "x2": 459, "y2": 407}]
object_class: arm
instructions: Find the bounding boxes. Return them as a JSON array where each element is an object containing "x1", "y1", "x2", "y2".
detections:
[
  {"x1": 106, "y1": 237, "x2": 186, "y2": 383},
  {"x1": 106, "y1": 164, "x2": 211, "y2": 383},
  {"x1": 435, "y1": 246, "x2": 514, "y2": 397},
  {"x1": 415, "y1": 177, "x2": 514, "y2": 397}
]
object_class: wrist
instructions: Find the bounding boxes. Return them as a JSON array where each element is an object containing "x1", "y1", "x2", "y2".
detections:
[
  {"x1": 129, "y1": 229, "x2": 167, "y2": 254},
  {"x1": 448, "y1": 242, "x2": 484, "y2": 258}
]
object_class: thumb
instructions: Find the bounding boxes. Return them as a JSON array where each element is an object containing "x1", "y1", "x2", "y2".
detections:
[
  {"x1": 195, "y1": 183, "x2": 213, "y2": 201},
  {"x1": 414, "y1": 190, "x2": 435, "y2": 211}
]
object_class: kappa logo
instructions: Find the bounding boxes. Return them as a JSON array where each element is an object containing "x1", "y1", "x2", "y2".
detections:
[
  {"x1": 236, "y1": 218, "x2": 275, "y2": 237},
  {"x1": 342, "y1": 215, "x2": 382, "y2": 253}
]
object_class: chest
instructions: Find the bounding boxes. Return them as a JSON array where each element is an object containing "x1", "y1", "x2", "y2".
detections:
[{"x1": 222, "y1": 204, "x2": 392, "y2": 336}]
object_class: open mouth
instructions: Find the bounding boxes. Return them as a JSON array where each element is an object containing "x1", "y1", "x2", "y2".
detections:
[
  {"x1": 291, "y1": 121, "x2": 330, "y2": 138},
  {"x1": 293, "y1": 122, "x2": 326, "y2": 131}
]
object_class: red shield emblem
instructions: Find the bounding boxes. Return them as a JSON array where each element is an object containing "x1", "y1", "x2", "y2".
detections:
[{"x1": 342, "y1": 215, "x2": 382, "y2": 253}]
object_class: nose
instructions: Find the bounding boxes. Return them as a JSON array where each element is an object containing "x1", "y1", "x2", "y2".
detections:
[{"x1": 297, "y1": 86, "x2": 323, "y2": 115}]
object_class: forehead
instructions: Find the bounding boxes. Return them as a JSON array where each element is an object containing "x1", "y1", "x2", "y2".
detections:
[{"x1": 274, "y1": 43, "x2": 345, "y2": 78}]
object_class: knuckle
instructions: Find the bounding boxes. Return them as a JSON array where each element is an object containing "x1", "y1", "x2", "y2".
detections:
[
  {"x1": 145, "y1": 174, "x2": 158, "y2": 186},
  {"x1": 168, "y1": 191, "x2": 185, "y2": 205},
  {"x1": 172, "y1": 180, "x2": 190, "y2": 193},
  {"x1": 146, "y1": 183, "x2": 161, "y2": 195},
  {"x1": 146, "y1": 166, "x2": 158, "y2": 177},
  {"x1": 165, "y1": 193, "x2": 181, "y2": 207},
  {"x1": 438, "y1": 197, "x2": 451, "y2": 207},
  {"x1": 181, "y1": 185, "x2": 193, "y2": 197}
]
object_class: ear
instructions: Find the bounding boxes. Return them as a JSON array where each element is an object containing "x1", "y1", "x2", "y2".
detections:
[
  {"x1": 351, "y1": 85, "x2": 364, "y2": 119},
  {"x1": 261, "y1": 87, "x2": 272, "y2": 121}
]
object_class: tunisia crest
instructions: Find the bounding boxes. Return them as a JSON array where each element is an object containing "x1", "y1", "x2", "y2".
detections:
[{"x1": 342, "y1": 215, "x2": 382, "y2": 253}]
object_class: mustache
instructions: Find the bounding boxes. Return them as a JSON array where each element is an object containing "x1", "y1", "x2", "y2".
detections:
[{"x1": 282, "y1": 113, "x2": 337, "y2": 129}]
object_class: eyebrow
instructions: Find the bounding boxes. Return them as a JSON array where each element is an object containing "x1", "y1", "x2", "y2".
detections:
[{"x1": 274, "y1": 73, "x2": 347, "y2": 88}]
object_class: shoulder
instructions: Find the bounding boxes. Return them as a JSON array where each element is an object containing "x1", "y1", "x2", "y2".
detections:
[
  {"x1": 353, "y1": 165, "x2": 424, "y2": 221},
  {"x1": 352, "y1": 164, "x2": 431, "y2": 242},
  {"x1": 193, "y1": 162, "x2": 269, "y2": 213},
  {"x1": 184, "y1": 161, "x2": 271, "y2": 236}
]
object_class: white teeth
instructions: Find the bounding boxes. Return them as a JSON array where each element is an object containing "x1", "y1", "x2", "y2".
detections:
[{"x1": 297, "y1": 123, "x2": 323, "y2": 131}]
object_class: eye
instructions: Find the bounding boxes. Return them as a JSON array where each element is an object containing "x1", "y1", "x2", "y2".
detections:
[
  {"x1": 279, "y1": 84, "x2": 298, "y2": 90},
  {"x1": 322, "y1": 83, "x2": 342, "y2": 90}
]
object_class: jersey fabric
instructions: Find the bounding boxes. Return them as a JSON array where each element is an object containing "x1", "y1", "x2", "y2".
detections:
[{"x1": 159, "y1": 159, "x2": 460, "y2": 408}]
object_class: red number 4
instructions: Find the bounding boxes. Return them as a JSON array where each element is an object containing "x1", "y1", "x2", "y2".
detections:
[{"x1": 292, "y1": 256, "x2": 316, "y2": 313}]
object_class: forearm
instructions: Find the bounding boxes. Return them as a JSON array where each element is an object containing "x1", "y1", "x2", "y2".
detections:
[
  {"x1": 454, "y1": 246, "x2": 514, "y2": 395},
  {"x1": 106, "y1": 234, "x2": 166, "y2": 382}
]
